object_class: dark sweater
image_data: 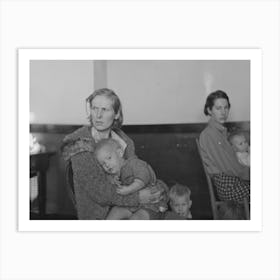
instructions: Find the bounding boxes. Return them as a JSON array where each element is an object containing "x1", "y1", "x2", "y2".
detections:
[{"x1": 61, "y1": 126, "x2": 140, "y2": 219}]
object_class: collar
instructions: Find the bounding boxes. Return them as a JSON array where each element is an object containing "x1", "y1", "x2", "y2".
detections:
[
  {"x1": 111, "y1": 130, "x2": 127, "y2": 153},
  {"x1": 91, "y1": 126, "x2": 127, "y2": 152},
  {"x1": 208, "y1": 118, "x2": 227, "y2": 133}
]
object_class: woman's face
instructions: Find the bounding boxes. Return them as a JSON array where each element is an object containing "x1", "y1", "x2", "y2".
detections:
[
  {"x1": 90, "y1": 95, "x2": 119, "y2": 132},
  {"x1": 207, "y1": 98, "x2": 230, "y2": 124}
]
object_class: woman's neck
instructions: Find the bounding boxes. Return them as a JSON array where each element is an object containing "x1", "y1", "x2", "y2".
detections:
[
  {"x1": 91, "y1": 127, "x2": 111, "y2": 141},
  {"x1": 98, "y1": 130, "x2": 111, "y2": 139}
]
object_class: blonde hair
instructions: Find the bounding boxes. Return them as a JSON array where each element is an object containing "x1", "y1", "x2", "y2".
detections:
[
  {"x1": 94, "y1": 138, "x2": 122, "y2": 158},
  {"x1": 169, "y1": 183, "x2": 191, "y2": 203},
  {"x1": 228, "y1": 131, "x2": 246, "y2": 145}
]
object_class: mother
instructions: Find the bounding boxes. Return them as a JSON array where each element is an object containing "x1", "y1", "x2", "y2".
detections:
[
  {"x1": 199, "y1": 90, "x2": 250, "y2": 202},
  {"x1": 62, "y1": 88, "x2": 161, "y2": 219}
]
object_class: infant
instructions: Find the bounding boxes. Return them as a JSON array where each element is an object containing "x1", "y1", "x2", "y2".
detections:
[
  {"x1": 228, "y1": 132, "x2": 250, "y2": 167},
  {"x1": 95, "y1": 138, "x2": 168, "y2": 220}
]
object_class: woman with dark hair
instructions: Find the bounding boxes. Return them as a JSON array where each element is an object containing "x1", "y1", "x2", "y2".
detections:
[
  {"x1": 61, "y1": 88, "x2": 162, "y2": 219},
  {"x1": 199, "y1": 90, "x2": 250, "y2": 202}
]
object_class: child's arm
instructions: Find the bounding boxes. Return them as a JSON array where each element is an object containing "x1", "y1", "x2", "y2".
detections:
[{"x1": 116, "y1": 178, "x2": 145, "y2": 196}]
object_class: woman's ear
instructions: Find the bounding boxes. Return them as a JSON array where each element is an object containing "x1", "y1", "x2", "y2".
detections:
[
  {"x1": 114, "y1": 110, "x2": 120, "y2": 120},
  {"x1": 189, "y1": 200, "x2": 192, "y2": 208},
  {"x1": 207, "y1": 107, "x2": 212, "y2": 116}
]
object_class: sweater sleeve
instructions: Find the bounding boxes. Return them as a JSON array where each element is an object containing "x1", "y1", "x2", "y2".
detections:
[
  {"x1": 71, "y1": 151, "x2": 140, "y2": 207},
  {"x1": 199, "y1": 131, "x2": 220, "y2": 175}
]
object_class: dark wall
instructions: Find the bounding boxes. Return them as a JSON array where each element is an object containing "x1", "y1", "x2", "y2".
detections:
[{"x1": 30, "y1": 122, "x2": 250, "y2": 219}]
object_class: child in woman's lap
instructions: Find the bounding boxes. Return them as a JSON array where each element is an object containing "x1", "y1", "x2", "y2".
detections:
[{"x1": 95, "y1": 138, "x2": 168, "y2": 220}]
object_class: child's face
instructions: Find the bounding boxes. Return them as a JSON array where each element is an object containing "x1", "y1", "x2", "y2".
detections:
[
  {"x1": 231, "y1": 135, "x2": 249, "y2": 153},
  {"x1": 171, "y1": 195, "x2": 192, "y2": 218},
  {"x1": 96, "y1": 145, "x2": 123, "y2": 175}
]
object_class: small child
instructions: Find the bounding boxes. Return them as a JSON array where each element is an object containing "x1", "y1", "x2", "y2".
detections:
[
  {"x1": 165, "y1": 183, "x2": 192, "y2": 220},
  {"x1": 94, "y1": 138, "x2": 168, "y2": 220},
  {"x1": 228, "y1": 132, "x2": 250, "y2": 167}
]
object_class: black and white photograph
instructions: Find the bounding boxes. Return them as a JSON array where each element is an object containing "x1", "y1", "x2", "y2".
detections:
[
  {"x1": 19, "y1": 49, "x2": 261, "y2": 231},
  {"x1": 1, "y1": 1, "x2": 279, "y2": 280}
]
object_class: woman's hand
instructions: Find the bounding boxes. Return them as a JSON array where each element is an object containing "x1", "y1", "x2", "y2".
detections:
[{"x1": 138, "y1": 186, "x2": 162, "y2": 204}]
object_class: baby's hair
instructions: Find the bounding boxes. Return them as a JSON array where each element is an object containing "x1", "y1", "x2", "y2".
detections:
[
  {"x1": 169, "y1": 183, "x2": 191, "y2": 202},
  {"x1": 228, "y1": 131, "x2": 246, "y2": 145},
  {"x1": 94, "y1": 138, "x2": 122, "y2": 158}
]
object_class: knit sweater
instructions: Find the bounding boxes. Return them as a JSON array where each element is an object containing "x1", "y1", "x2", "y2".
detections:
[{"x1": 61, "y1": 126, "x2": 140, "y2": 220}]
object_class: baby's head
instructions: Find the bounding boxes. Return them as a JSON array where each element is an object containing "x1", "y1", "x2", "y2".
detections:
[
  {"x1": 228, "y1": 132, "x2": 249, "y2": 153},
  {"x1": 94, "y1": 138, "x2": 124, "y2": 175},
  {"x1": 169, "y1": 183, "x2": 192, "y2": 218}
]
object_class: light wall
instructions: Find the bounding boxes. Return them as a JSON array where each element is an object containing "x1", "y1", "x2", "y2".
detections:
[
  {"x1": 30, "y1": 60, "x2": 250, "y2": 125},
  {"x1": 30, "y1": 60, "x2": 94, "y2": 124},
  {"x1": 107, "y1": 60, "x2": 250, "y2": 124}
]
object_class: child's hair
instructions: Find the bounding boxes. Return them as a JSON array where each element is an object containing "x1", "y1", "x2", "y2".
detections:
[
  {"x1": 94, "y1": 138, "x2": 122, "y2": 158},
  {"x1": 228, "y1": 131, "x2": 246, "y2": 145},
  {"x1": 169, "y1": 183, "x2": 191, "y2": 202}
]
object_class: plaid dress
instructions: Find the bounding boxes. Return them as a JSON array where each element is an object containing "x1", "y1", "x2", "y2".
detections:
[
  {"x1": 213, "y1": 173, "x2": 250, "y2": 203},
  {"x1": 199, "y1": 119, "x2": 250, "y2": 203}
]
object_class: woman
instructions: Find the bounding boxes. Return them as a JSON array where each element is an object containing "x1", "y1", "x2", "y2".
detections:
[
  {"x1": 199, "y1": 90, "x2": 250, "y2": 202},
  {"x1": 61, "y1": 88, "x2": 162, "y2": 219}
]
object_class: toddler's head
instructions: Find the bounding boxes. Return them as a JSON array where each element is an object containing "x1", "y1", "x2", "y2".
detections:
[
  {"x1": 228, "y1": 132, "x2": 249, "y2": 153},
  {"x1": 169, "y1": 183, "x2": 192, "y2": 218},
  {"x1": 94, "y1": 138, "x2": 124, "y2": 175}
]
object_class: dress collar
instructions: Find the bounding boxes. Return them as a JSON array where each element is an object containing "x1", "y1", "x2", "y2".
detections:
[
  {"x1": 91, "y1": 126, "x2": 127, "y2": 152},
  {"x1": 111, "y1": 130, "x2": 127, "y2": 152},
  {"x1": 208, "y1": 118, "x2": 227, "y2": 133}
]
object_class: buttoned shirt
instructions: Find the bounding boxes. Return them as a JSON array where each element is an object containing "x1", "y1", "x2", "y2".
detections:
[{"x1": 199, "y1": 118, "x2": 250, "y2": 181}]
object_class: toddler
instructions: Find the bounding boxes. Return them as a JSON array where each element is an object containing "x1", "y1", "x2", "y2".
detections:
[
  {"x1": 228, "y1": 132, "x2": 250, "y2": 167},
  {"x1": 165, "y1": 183, "x2": 192, "y2": 220},
  {"x1": 95, "y1": 138, "x2": 168, "y2": 220}
]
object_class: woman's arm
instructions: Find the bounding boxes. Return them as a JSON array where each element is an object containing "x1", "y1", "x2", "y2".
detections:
[{"x1": 199, "y1": 130, "x2": 250, "y2": 181}]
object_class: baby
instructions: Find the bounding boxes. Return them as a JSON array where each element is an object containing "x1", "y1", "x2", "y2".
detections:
[
  {"x1": 228, "y1": 132, "x2": 250, "y2": 167},
  {"x1": 165, "y1": 183, "x2": 192, "y2": 220},
  {"x1": 94, "y1": 138, "x2": 168, "y2": 220}
]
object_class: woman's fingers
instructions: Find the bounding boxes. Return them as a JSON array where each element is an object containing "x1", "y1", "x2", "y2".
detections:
[
  {"x1": 149, "y1": 186, "x2": 160, "y2": 194},
  {"x1": 150, "y1": 190, "x2": 161, "y2": 203}
]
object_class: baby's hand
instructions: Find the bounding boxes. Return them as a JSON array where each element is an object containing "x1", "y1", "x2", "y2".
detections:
[
  {"x1": 116, "y1": 185, "x2": 132, "y2": 196},
  {"x1": 113, "y1": 177, "x2": 122, "y2": 186},
  {"x1": 109, "y1": 175, "x2": 121, "y2": 186}
]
